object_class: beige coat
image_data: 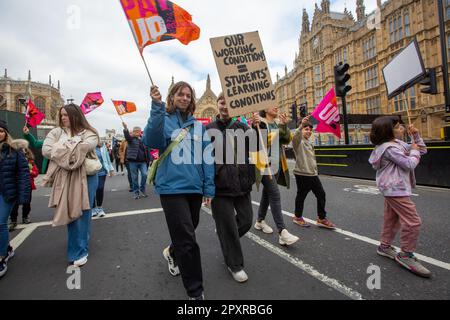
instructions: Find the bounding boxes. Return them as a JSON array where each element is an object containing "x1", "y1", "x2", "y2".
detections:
[
  {"x1": 119, "y1": 140, "x2": 128, "y2": 164},
  {"x1": 42, "y1": 128, "x2": 98, "y2": 227}
]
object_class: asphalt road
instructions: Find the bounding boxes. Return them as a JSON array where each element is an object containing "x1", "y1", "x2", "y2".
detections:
[{"x1": 1, "y1": 167, "x2": 449, "y2": 300}]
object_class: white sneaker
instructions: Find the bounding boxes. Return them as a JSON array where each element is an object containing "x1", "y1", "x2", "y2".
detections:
[
  {"x1": 254, "y1": 220, "x2": 274, "y2": 234},
  {"x1": 279, "y1": 229, "x2": 299, "y2": 246},
  {"x1": 163, "y1": 246, "x2": 180, "y2": 276},
  {"x1": 91, "y1": 208, "x2": 99, "y2": 218},
  {"x1": 228, "y1": 267, "x2": 248, "y2": 283},
  {"x1": 97, "y1": 208, "x2": 106, "y2": 218},
  {"x1": 73, "y1": 256, "x2": 88, "y2": 267}
]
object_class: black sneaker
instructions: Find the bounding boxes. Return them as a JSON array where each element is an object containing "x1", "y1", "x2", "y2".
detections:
[
  {"x1": 134, "y1": 194, "x2": 140, "y2": 200},
  {"x1": 8, "y1": 221, "x2": 17, "y2": 232},
  {"x1": 0, "y1": 259, "x2": 7, "y2": 278},
  {"x1": 22, "y1": 217, "x2": 31, "y2": 224},
  {"x1": 5, "y1": 246, "x2": 14, "y2": 263},
  {"x1": 140, "y1": 191, "x2": 148, "y2": 198}
]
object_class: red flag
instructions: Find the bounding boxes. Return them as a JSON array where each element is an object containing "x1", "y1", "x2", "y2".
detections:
[
  {"x1": 112, "y1": 100, "x2": 137, "y2": 116},
  {"x1": 120, "y1": 0, "x2": 200, "y2": 52},
  {"x1": 80, "y1": 92, "x2": 104, "y2": 115},
  {"x1": 25, "y1": 99, "x2": 45, "y2": 128},
  {"x1": 311, "y1": 88, "x2": 341, "y2": 139}
]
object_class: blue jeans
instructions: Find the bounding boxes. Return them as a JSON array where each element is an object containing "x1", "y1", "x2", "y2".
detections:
[
  {"x1": 67, "y1": 174, "x2": 98, "y2": 262},
  {"x1": 129, "y1": 162, "x2": 148, "y2": 195},
  {"x1": 0, "y1": 194, "x2": 15, "y2": 257}
]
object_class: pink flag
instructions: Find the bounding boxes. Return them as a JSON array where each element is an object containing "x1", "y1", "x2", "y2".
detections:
[
  {"x1": 311, "y1": 88, "x2": 341, "y2": 139},
  {"x1": 25, "y1": 99, "x2": 45, "y2": 128},
  {"x1": 80, "y1": 92, "x2": 104, "y2": 115}
]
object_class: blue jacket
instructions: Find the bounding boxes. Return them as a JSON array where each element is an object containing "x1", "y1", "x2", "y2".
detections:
[
  {"x1": 96, "y1": 145, "x2": 115, "y2": 177},
  {"x1": 143, "y1": 101, "x2": 215, "y2": 198},
  {"x1": 0, "y1": 143, "x2": 31, "y2": 204}
]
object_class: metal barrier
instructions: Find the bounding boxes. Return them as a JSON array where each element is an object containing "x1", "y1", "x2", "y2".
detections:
[{"x1": 286, "y1": 142, "x2": 450, "y2": 188}]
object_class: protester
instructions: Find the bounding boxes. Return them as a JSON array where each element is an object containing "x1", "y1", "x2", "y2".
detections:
[
  {"x1": 42, "y1": 104, "x2": 99, "y2": 267},
  {"x1": 143, "y1": 82, "x2": 215, "y2": 300},
  {"x1": 0, "y1": 120, "x2": 31, "y2": 278},
  {"x1": 122, "y1": 123, "x2": 148, "y2": 199},
  {"x1": 23, "y1": 126, "x2": 48, "y2": 174},
  {"x1": 9, "y1": 139, "x2": 39, "y2": 231},
  {"x1": 292, "y1": 116, "x2": 336, "y2": 229},
  {"x1": 369, "y1": 116, "x2": 430, "y2": 278},
  {"x1": 119, "y1": 140, "x2": 133, "y2": 191},
  {"x1": 206, "y1": 93, "x2": 255, "y2": 283},
  {"x1": 113, "y1": 141, "x2": 125, "y2": 175},
  {"x1": 252, "y1": 108, "x2": 299, "y2": 246},
  {"x1": 92, "y1": 142, "x2": 114, "y2": 218}
]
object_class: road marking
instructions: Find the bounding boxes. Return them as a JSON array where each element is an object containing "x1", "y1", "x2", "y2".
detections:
[
  {"x1": 251, "y1": 201, "x2": 450, "y2": 272},
  {"x1": 202, "y1": 206, "x2": 364, "y2": 300},
  {"x1": 10, "y1": 208, "x2": 164, "y2": 250}
]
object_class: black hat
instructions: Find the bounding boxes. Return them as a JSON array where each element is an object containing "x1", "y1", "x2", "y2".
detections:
[{"x1": 0, "y1": 120, "x2": 9, "y2": 133}]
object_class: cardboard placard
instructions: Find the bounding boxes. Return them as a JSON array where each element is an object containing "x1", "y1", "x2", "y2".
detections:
[{"x1": 210, "y1": 31, "x2": 276, "y2": 118}]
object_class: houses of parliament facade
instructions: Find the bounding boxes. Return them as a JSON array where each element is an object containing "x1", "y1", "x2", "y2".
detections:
[{"x1": 275, "y1": 0, "x2": 450, "y2": 142}]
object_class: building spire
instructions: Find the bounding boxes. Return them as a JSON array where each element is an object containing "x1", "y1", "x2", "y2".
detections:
[
  {"x1": 356, "y1": 0, "x2": 366, "y2": 22},
  {"x1": 4, "y1": 68, "x2": 7, "y2": 78},
  {"x1": 49, "y1": 75, "x2": 52, "y2": 85},
  {"x1": 28, "y1": 70, "x2": 31, "y2": 81},
  {"x1": 302, "y1": 8, "x2": 310, "y2": 33},
  {"x1": 58, "y1": 80, "x2": 60, "y2": 90},
  {"x1": 321, "y1": 0, "x2": 330, "y2": 14},
  {"x1": 206, "y1": 74, "x2": 211, "y2": 91}
]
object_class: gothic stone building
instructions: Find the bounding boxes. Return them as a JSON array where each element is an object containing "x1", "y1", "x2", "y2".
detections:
[
  {"x1": 0, "y1": 69, "x2": 64, "y2": 137},
  {"x1": 275, "y1": 0, "x2": 450, "y2": 142}
]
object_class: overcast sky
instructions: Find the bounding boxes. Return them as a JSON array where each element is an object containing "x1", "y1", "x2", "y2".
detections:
[{"x1": 0, "y1": 0, "x2": 380, "y2": 136}]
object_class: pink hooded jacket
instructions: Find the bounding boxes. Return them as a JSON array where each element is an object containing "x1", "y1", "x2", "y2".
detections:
[{"x1": 368, "y1": 133, "x2": 427, "y2": 197}]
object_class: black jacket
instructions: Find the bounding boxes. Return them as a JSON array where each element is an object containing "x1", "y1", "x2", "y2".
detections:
[
  {"x1": 124, "y1": 129, "x2": 147, "y2": 163},
  {"x1": 0, "y1": 143, "x2": 31, "y2": 204},
  {"x1": 207, "y1": 118, "x2": 256, "y2": 197}
]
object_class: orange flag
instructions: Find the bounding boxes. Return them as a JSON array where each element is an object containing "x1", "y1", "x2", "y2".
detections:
[
  {"x1": 112, "y1": 100, "x2": 137, "y2": 116},
  {"x1": 120, "y1": 0, "x2": 200, "y2": 52}
]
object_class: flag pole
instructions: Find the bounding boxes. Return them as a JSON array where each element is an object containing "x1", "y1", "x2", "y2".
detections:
[
  {"x1": 120, "y1": 2, "x2": 155, "y2": 86},
  {"x1": 139, "y1": 52, "x2": 155, "y2": 86}
]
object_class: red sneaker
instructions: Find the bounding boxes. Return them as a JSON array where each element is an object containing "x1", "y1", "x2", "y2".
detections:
[
  {"x1": 316, "y1": 218, "x2": 336, "y2": 230},
  {"x1": 293, "y1": 217, "x2": 311, "y2": 228}
]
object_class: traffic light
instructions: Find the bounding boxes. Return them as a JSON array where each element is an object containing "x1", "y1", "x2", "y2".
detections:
[
  {"x1": 300, "y1": 103, "x2": 308, "y2": 118},
  {"x1": 334, "y1": 63, "x2": 352, "y2": 97},
  {"x1": 291, "y1": 102, "x2": 298, "y2": 126},
  {"x1": 420, "y1": 68, "x2": 438, "y2": 95}
]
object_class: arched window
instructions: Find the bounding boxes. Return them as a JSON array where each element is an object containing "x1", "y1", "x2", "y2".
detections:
[
  {"x1": 15, "y1": 95, "x2": 26, "y2": 113},
  {"x1": 0, "y1": 95, "x2": 5, "y2": 110},
  {"x1": 34, "y1": 97, "x2": 46, "y2": 115}
]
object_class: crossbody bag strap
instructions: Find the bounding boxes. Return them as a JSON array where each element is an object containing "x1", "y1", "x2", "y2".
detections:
[{"x1": 157, "y1": 125, "x2": 193, "y2": 167}]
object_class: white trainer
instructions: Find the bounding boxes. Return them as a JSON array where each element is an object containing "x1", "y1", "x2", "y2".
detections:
[
  {"x1": 73, "y1": 256, "x2": 88, "y2": 267},
  {"x1": 254, "y1": 220, "x2": 274, "y2": 234},
  {"x1": 228, "y1": 268, "x2": 249, "y2": 283},
  {"x1": 279, "y1": 229, "x2": 299, "y2": 246}
]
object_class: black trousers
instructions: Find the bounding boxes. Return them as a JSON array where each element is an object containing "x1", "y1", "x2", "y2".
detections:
[
  {"x1": 211, "y1": 193, "x2": 253, "y2": 272},
  {"x1": 160, "y1": 194, "x2": 204, "y2": 298},
  {"x1": 294, "y1": 175, "x2": 327, "y2": 220},
  {"x1": 125, "y1": 162, "x2": 132, "y2": 189},
  {"x1": 10, "y1": 193, "x2": 32, "y2": 222},
  {"x1": 115, "y1": 159, "x2": 124, "y2": 173}
]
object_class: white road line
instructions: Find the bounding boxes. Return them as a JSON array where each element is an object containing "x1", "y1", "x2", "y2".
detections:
[
  {"x1": 202, "y1": 206, "x2": 364, "y2": 300},
  {"x1": 10, "y1": 208, "x2": 164, "y2": 250},
  {"x1": 252, "y1": 201, "x2": 450, "y2": 271}
]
